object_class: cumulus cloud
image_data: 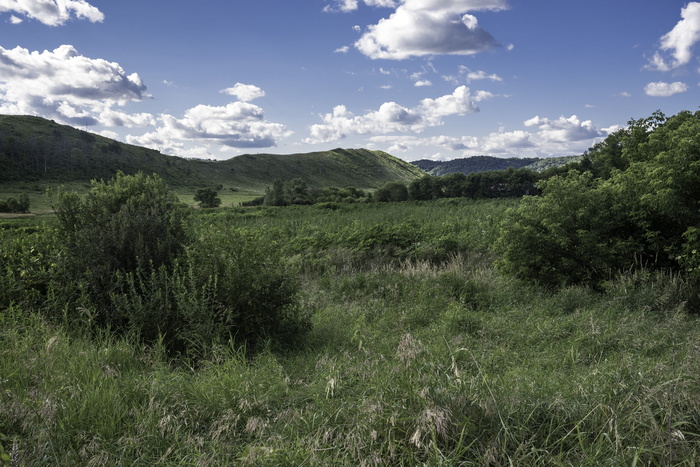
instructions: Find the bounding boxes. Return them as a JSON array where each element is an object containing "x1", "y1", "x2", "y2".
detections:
[
  {"x1": 368, "y1": 114, "x2": 608, "y2": 158},
  {"x1": 353, "y1": 0, "x2": 508, "y2": 59},
  {"x1": 0, "y1": 44, "x2": 152, "y2": 127},
  {"x1": 0, "y1": 0, "x2": 103, "y2": 26},
  {"x1": 221, "y1": 83, "x2": 265, "y2": 102},
  {"x1": 523, "y1": 115, "x2": 605, "y2": 142},
  {"x1": 128, "y1": 91, "x2": 293, "y2": 156},
  {"x1": 305, "y1": 85, "x2": 484, "y2": 143},
  {"x1": 647, "y1": 2, "x2": 700, "y2": 71},
  {"x1": 644, "y1": 81, "x2": 689, "y2": 97}
]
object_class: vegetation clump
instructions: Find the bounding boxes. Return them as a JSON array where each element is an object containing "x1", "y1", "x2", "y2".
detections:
[
  {"x1": 45, "y1": 171, "x2": 308, "y2": 354},
  {"x1": 0, "y1": 194, "x2": 29, "y2": 213},
  {"x1": 194, "y1": 187, "x2": 222, "y2": 208},
  {"x1": 497, "y1": 110, "x2": 700, "y2": 290}
]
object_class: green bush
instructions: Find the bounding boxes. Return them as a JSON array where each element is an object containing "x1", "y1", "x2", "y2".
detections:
[
  {"x1": 375, "y1": 181, "x2": 409, "y2": 202},
  {"x1": 53, "y1": 172, "x2": 191, "y2": 318},
  {"x1": 496, "y1": 110, "x2": 700, "y2": 288},
  {"x1": 0, "y1": 194, "x2": 29, "y2": 213},
  {"x1": 188, "y1": 227, "x2": 309, "y2": 350},
  {"x1": 48, "y1": 171, "x2": 308, "y2": 354}
]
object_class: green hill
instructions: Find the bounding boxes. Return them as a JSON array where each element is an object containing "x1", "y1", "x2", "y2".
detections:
[
  {"x1": 411, "y1": 156, "x2": 540, "y2": 176},
  {"x1": 0, "y1": 115, "x2": 424, "y2": 192},
  {"x1": 412, "y1": 155, "x2": 583, "y2": 176}
]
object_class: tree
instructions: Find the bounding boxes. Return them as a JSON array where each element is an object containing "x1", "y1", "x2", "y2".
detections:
[
  {"x1": 264, "y1": 178, "x2": 287, "y2": 206},
  {"x1": 285, "y1": 178, "x2": 313, "y2": 205},
  {"x1": 194, "y1": 187, "x2": 222, "y2": 208},
  {"x1": 408, "y1": 175, "x2": 438, "y2": 200}
]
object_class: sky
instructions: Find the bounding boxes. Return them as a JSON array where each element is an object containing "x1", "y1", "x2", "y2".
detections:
[{"x1": 0, "y1": 1, "x2": 698, "y2": 162}]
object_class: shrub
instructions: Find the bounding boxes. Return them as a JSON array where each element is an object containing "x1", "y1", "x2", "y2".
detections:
[
  {"x1": 187, "y1": 227, "x2": 310, "y2": 350},
  {"x1": 375, "y1": 181, "x2": 409, "y2": 202},
  {"x1": 53, "y1": 171, "x2": 191, "y2": 327},
  {"x1": 50, "y1": 171, "x2": 308, "y2": 354},
  {"x1": 0, "y1": 194, "x2": 29, "y2": 213},
  {"x1": 496, "y1": 110, "x2": 700, "y2": 288},
  {"x1": 194, "y1": 187, "x2": 222, "y2": 208}
]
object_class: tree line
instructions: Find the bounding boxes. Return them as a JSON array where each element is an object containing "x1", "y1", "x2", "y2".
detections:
[{"x1": 246, "y1": 166, "x2": 546, "y2": 207}]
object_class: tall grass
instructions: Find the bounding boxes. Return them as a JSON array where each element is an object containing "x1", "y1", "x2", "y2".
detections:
[{"x1": 2, "y1": 198, "x2": 700, "y2": 465}]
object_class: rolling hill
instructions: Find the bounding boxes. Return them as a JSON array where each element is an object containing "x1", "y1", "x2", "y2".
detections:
[
  {"x1": 0, "y1": 115, "x2": 424, "y2": 191},
  {"x1": 412, "y1": 154, "x2": 583, "y2": 176}
]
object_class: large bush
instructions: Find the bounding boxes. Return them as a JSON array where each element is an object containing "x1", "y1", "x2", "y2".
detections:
[
  {"x1": 496, "y1": 110, "x2": 700, "y2": 288},
  {"x1": 51, "y1": 171, "x2": 308, "y2": 354},
  {"x1": 54, "y1": 171, "x2": 191, "y2": 313}
]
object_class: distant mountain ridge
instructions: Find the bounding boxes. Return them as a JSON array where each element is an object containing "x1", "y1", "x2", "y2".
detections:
[
  {"x1": 0, "y1": 115, "x2": 424, "y2": 190},
  {"x1": 412, "y1": 155, "x2": 583, "y2": 176}
]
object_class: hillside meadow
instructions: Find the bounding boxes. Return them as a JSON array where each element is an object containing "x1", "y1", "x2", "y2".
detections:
[{"x1": 2, "y1": 196, "x2": 700, "y2": 465}]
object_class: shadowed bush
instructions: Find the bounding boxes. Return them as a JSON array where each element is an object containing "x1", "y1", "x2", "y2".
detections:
[{"x1": 49, "y1": 171, "x2": 308, "y2": 355}]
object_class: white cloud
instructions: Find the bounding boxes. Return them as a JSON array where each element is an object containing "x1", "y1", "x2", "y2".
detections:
[
  {"x1": 647, "y1": 2, "x2": 700, "y2": 71},
  {"x1": 9, "y1": 14, "x2": 22, "y2": 23},
  {"x1": 414, "y1": 80, "x2": 432, "y2": 87},
  {"x1": 354, "y1": 0, "x2": 507, "y2": 59},
  {"x1": 464, "y1": 68, "x2": 502, "y2": 82},
  {"x1": 0, "y1": 0, "x2": 103, "y2": 26},
  {"x1": 366, "y1": 113, "x2": 608, "y2": 158},
  {"x1": 325, "y1": 0, "x2": 397, "y2": 12},
  {"x1": 443, "y1": 65, "x2": 502, "y2": 84},
  {"x1": 644, "y1": 81, "x2": 688, "y2": 97},
  {"x1": 481, "y1": 130, "x2": 534, "y2": 152},
  {"x1": 305, "y1": 85, "x2": 482, "y2": 143},
  {"x1": 0, "y1": 44, "x2": 152, "y2": 127},
  {"x1": 128, "y1": 95, "x2": 293, "y2": 156},
  {"x1": 221, "y1": 83, "x2": 265, "y2": 102},
  {"x1": 475, "y1": 115, "x2": 606, "y2": 156},
  {"x1": 335, "y1": 45, "x2": 351, "y2": 53}
]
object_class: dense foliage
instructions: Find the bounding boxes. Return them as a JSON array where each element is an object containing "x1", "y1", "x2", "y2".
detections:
[
  {"x1": 194, "y1": 187, "x2": 222, "y2": 208},
  {"x1": 412, "y1": 155, "x2": 540, "y2": 176},
  {"x1": 497, "y1": 110, "x2": 700, "y2": 290},
  {"x1": 2, "y1": 172, "x2": 308, "y2": 355},
  {"x1": 0, "y1": 194, "x2": 29, "y2": 213},
  {"x1": 407, "y1": 168, "x2": 540, "y2": 201}
]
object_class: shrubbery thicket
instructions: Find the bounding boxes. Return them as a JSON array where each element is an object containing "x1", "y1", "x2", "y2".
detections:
[{"x1": 497, "y1": 110, "x2": 700, "y2": 290}]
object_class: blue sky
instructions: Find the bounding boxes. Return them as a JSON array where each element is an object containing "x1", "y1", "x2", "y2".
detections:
[{"x1": 0, "y1": 1, "x2": 698, "y2": 161}]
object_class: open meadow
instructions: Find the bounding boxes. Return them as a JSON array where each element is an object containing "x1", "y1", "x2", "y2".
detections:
[{"x1": 2, "y1": 195, "x2": 700, "y2": 466}]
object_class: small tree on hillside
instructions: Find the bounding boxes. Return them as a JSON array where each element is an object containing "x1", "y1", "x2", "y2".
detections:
[{"x1": 194, "y1": 187, "x2": 222, "y2": 208}]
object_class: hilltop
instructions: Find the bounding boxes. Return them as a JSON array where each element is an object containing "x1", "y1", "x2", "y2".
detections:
[
  {"x1": 412, "y1": 154, "x2": 582, "y2": 176},
  {"x1": 0, "y1": 115, "x2": 424, "y2": 191}
]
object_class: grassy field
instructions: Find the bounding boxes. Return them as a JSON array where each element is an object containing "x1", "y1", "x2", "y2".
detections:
[
  {"x1": 2, "y1": 199, "x2": 700, "y2": 465},
  {"x1": 0, "y1": 182, "x2": 262, "y2": 214}
]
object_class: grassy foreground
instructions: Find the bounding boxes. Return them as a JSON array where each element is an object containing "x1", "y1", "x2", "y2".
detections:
[{"x1": 2, "y1": 199, "x2": 700, "y2": 465}]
